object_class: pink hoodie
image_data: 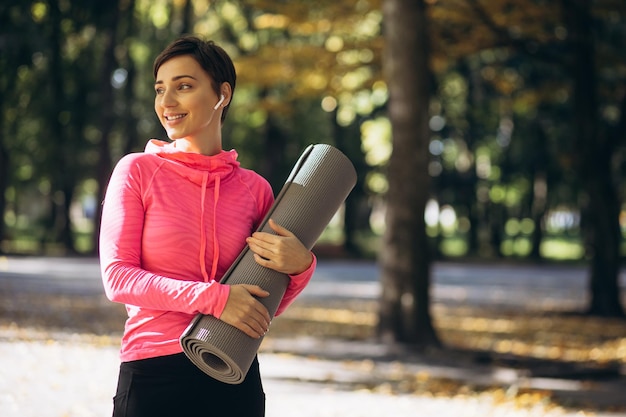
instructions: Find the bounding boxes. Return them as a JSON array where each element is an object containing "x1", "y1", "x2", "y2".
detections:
[{"x1": 100, "y1": 140, "x2": 315, "y2": 362}]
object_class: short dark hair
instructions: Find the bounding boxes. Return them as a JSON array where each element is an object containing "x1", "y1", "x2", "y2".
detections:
[{"x1": 153, "y1": 36, "x2": 236, "y2": 123}]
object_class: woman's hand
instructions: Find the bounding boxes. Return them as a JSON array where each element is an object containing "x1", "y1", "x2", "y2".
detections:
[
  {"x1": 246, "y1": 219, "x2": 313, "y2": 275},
  {"x1": 219, "y1": 284, "x2": 271, "y2": 339}
]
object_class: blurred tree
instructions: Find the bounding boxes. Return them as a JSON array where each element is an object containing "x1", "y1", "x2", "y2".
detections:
[
  {"x1": 1, "y1": 0, "x2": 388, "y2": 255},
  {"x1": 563, "y1": 0, "x2": 624, "y2": 317},
  {"x1": 378, "y1": 0, "x2": 440, "y2": 347},
  {"x1": 479, "y1": 0, "x2": 625, "y2": 315},
  {"x1": 1, "y1": 0, "x2": 624, "y2": 313},
  {"x1": 37, "y1": 0, "x2": 78, "y2": 252},
  {"x1": 0, "y1": 1, "x2": 38, "y2": 253},
  {"x1": 426, "y1": 0, "x2": 625, "y2": 316},
  {"x1": 209, "y1": 0, "x2": 383, "y2": 253},
  {"x1": 91, "y1": 0, "x2": 121, "y2": 252}
]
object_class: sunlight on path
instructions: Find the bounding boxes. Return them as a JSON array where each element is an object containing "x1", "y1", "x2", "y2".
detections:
[{"x1": 0, "y1": 337, "x2": 579, "y2": 417}]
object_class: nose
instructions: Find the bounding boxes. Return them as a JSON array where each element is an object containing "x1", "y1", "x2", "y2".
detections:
[{"x1": 159, "y1": 89, "x2": 177, "y2": 107}]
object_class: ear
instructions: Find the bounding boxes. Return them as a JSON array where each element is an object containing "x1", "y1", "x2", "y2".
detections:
[
  {"x1": 213, "y1": 94, "x2": 226, "y2": 110},
  {"x1": 219, "y1": 82, "x2": 233, "y2": 107}
]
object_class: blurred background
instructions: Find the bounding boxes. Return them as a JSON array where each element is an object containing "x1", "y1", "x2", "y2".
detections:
[
  {"x1": 1, "y1": 1, "x2": 626, "y2": 414},
  {"x1": 1, "y1": 0, "x2": 625, "y2": 263}
]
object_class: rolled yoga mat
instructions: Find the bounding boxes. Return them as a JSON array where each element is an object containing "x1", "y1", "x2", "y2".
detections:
[{"x1": 180, "y1": 143, "x2": 357, "y2": 384}]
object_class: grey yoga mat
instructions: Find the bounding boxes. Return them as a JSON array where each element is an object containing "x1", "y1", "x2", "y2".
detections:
[{"x1": 180, "y1": 143, "x2": 357, "y2": 384}]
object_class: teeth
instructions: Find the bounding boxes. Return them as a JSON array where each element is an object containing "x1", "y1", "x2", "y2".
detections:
[{"x1": 165, "y1": 114, "x2": 185, "y2": 120}]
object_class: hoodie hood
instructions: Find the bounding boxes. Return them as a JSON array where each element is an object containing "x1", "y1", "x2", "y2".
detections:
[
  {"x1": 145, "y1": 139, "x2": 240, "y2": 282},
  {"x1": 145, "y1": 139, "x2": 240, "y2": 184}
]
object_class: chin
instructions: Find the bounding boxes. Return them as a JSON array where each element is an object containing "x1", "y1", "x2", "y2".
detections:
[{"x1": 166, "y1": 131, "x2": 184, "y2": 140}]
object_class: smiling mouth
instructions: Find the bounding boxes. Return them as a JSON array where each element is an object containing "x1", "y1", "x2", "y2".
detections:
[{"x1": 165, "y1": 114, "x2": 187, "y2": 121}]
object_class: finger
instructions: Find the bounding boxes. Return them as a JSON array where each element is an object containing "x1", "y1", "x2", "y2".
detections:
[
  {"x1": 244, "y1": 302, "x2": 271, "y2": 335},
  {"x1": 228, "y1": 304, "x2": 270, "y2": 338},
  {"x1": 240, "y1": 321, "x2": 265, "y2": 339},
  {"x1": 246, "y1": 316, "x2": 269, "y2": 338},
  {"x1": 253, "y1": 301, "x2": 272, "y2": 325},
  {"x1": 243, "y1": 284, "x2": 270, "y2": 298},
  {"x1": 253, "y1": 253, "x2": 272, "y2": 269},
  {"x1": 246, "y1": 238, "x2": 273, "y2": 259},
  {"x1": 223, "y1": 286, "x2": 271, "y2": 328},
  {"x1": 247, "y1": 233, "x2": 276, "y2": 247},
  {"x1": 268, "y1": 219, "x2": 295, "y2": 237},
  {"x1": 246, "y1": 292, "x2": 272, "y2": 323}
]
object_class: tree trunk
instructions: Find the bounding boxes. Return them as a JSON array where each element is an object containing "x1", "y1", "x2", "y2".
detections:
[
  {"x1": 47, "y1": 0, "x2": 76, "y2": 253},
  {"x1": 0, "y1": 121, "x2": 7, "y2": 252},
  {"x1": 528, "y1": 120, "x2": 549, "y2": 261},
  {"x1": 332, "y1": 111, "x2": 369, "y2": 257},
  {"x1": 259, "y1": 108, "x2": 288, "y2": 193},
  {"x1": 563, "y1": 0, "x2": 624, "y2": 316},
  {"x1": 180, "y1": 0, "x2": 194, "y2": 35},
  {"x1": 122, "y1": 0, "x2": 140, "y2": 156},
  {"x1": 378, "y1": 0, "x2": 440, "y2": 347},
  {"x1": 92, "y1": 1, "x2": 120, "y2": 254}
]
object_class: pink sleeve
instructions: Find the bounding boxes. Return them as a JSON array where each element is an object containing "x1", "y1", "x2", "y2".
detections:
[
  {"x1": 99, "y1": 155, "x2": 229, "y2": 317},
  {"x1": 274, "y1": 253, "x2": 317, "y2": 317}
]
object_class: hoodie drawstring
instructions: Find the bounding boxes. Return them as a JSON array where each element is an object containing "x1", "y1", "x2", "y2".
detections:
[
  {"x1": 209, "y1": 176, "x2": 221, "y2": 281},
  {"x1": 198, "y1": 172, "x2": 221, "y2": 283},
  {"x1": 199, "y1": 173, "x2": 209, "y2": 282}
]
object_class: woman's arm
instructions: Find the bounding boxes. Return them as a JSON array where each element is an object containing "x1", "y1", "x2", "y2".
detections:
[{"x1": 99, "y1": 155, "x2": 230, "y2": 317}]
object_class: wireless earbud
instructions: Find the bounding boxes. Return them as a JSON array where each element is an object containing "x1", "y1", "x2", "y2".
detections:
[{"x1": 213, "y1": 94, "x2": 225, "y2": 110}]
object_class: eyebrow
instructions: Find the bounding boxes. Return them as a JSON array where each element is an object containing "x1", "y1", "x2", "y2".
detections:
[{"x1": 154, "y1": 74, "x2": 198, "y2": 85}]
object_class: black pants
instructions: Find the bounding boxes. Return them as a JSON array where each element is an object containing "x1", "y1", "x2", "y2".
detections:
[{"x1": 112, "y1": 353, "x2": 265, "y2": 417}]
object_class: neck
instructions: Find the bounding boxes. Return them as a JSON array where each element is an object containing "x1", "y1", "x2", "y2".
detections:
[{"x1": 174, "y1": 136, "x2": 222, "y2": 156}]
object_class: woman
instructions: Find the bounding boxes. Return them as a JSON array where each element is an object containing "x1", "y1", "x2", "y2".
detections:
[{"x1": 99, "y1": 35, "x2": 315, "y2": 417}]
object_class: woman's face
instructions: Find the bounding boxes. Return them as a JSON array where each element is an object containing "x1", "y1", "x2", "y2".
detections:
[{"x1": 154, "y1": 55, "x2": 221, "y2": 141}]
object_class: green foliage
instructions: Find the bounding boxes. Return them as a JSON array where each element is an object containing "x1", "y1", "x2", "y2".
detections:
[{"x1": 0, "y1": 0, "x2": 625, "y2": 262}]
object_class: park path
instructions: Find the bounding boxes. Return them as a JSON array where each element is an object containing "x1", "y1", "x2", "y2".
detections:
[
  {"x1": 0, "y1": 256, "x2": 625, "y2": 417},
  {"x1": 3, "y1": 255, "x2": 624, "y2": 309}
]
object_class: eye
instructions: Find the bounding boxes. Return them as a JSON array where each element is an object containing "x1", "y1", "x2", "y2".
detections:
[
  {"x1": 179, "y1": 83, "x2": 192, "y2": 90},
  {"x1": 155, "y1": 87, "x2": 165, "y2": 95}
]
